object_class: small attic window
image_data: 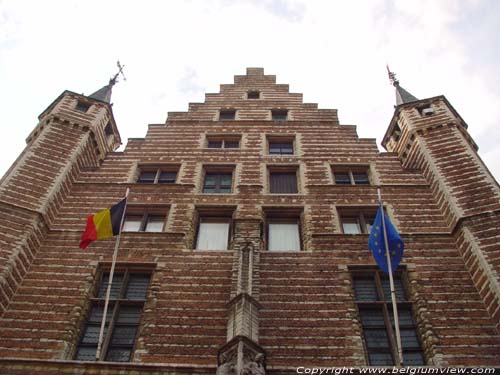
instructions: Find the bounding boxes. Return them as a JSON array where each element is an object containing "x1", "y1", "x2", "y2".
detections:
[
  {"x1": 247, "y1": 90, "x2": 260, "y2": 99},
  {"x1": 75, "y1": 100, "x2": 91, "y2": 113},
  {"x1": 104, "y1": 122, "x2": 113, "y2": 137},
  {"x1": 272, "y1": 109, "x2": 288, "y2": 122},
  {"x1": 219, "y1": 110, "x2": 236, "y2": 121}
]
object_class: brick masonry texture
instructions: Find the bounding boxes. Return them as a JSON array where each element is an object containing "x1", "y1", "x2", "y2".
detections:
[{"x1": 0, "y1": 68, "x2": 499, "y2": 374}]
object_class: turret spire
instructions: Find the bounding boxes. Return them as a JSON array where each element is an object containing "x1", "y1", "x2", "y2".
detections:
[
  {"x1": 386, "y1": 65, "x2": 418, "y2": 106},
  {"x1": 88, "y1": 61, "x2": 126, "y2": 103}
]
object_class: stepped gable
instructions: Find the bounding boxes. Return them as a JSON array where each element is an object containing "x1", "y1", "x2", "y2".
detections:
[{"x1": 167, "y1": 67, "x2": 338, "y2": 122}]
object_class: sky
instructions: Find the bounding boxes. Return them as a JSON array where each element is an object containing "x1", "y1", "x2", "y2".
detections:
[{"x1": 1, "y1": 0, "x2": 499, "y2": 182}]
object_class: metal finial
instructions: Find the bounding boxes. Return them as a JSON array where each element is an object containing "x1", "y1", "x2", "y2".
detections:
[
  {"x1": 109, "y1": 60, "x2": 126, "y2": 86},
  {"x1": 386, "y1": 65, "x2": 399, "y2": 86}
]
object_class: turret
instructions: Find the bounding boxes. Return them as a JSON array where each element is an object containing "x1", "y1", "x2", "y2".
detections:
[
  {"x1": 0, "y1": 75, "x2": 121, "y2": 316},
  {"x1": 383, "y1": 68, "x2": 500, "y2": 333}
]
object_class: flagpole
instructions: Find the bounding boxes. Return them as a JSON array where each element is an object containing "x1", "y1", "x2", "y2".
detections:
[
  {"x1": 95, "y1": 187, "x2": 130, "y2": 361},
  {"x1": 377, "y1": 188, "x2": 404, "y2": 367}
]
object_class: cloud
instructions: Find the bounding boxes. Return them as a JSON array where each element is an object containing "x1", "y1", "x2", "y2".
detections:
[{"x1": 177, "y1": 66, "x2": 205, "y2": 95}]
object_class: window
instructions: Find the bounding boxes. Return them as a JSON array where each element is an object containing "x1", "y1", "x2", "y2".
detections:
[
  {"x1": 74, "y1": 267, "x2": 152, "y2": 362},
  {"x1": 76, "y1": 100, "x2": 91, "y2": 113},
  {"x1": 339, "y1": 208, "x2": 376, "y2": 234},
  {"x1": 333, "y1": 167, "x2": 370, "y2": 185},
  {"x1": 265, "y1": 208, "x2": 303, "y2": 251},
  {"x1": 247, "y1": 90, "x2": 260, "y2": 99},
  {"x1": 194, "y1": 206, "x2": 235, "y2": 250},
  {"x1": 104, "y1": 122, "x2": 114, "y2": 137},
  {"x1": 203, "y1": 172, "x2": 232, "y2": 194},
  {"x1": 269, "y1": 141, "x2": 294, "y2": 155},
  {"x1": 206, "y1": 136, "x2": 241, "y2": 149},
  {"x1": 269, "y1": 167, "x2": 298, "y2": 194},
  {"x1": 219, "y1": 109, "x2": 236, "y2": 121},
  {"x1": 351, "y1": 269, "x2": 424, "y2": 366},
  {"x1": 137, "y1": 167, "x2": 177, "y2": 184},
  {"x1": 271, "y1": 109, "x2": 288, "y2": 122},
  {"x1": 122, "y1": 212, "x2": 166, "y2": 233},
  {"x1": 416, "y1": 104, "x2": 434, "y2": 117}
]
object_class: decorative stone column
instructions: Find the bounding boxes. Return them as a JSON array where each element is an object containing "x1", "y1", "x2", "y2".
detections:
[{"x1": 217, "y1": 219, "x2": 266, "y2": 375}]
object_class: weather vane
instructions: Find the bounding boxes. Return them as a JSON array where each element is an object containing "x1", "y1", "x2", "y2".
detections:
[
  {"x1": 386, "y1": 64, "x2": 399, "y2": 86},
  {"x1": 110, "y1": 60, "x2": 126, "y2": 86}
]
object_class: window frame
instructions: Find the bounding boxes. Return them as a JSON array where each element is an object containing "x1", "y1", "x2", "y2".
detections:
[
  {"x1": 201, "y1": 165, "x2": 235, "y2": 194},
  {"x1": 219, "y1": 109, "x2": 236, "y2": 121},
  {"x1": 247, "y1": 90, "x2": 260, "y2": 99},
  {"x1": 338, "y1": 207, "x2": 377, "y2": 234},
  {"x1": 350, "y1": 268, "x2": 425, "y2": 366},
  {"x1": 122, "y1": 207, "x2": 168, "y2": 233},
  {"x1": 74, "y1": 264, "x2": 154, "y2": 362},
  {"x1": 264, "y1": 207, "x2": 303, "y2": 252},
  {"x1": 205, "y1": 135, "x2": 241, "y2": 149},
  {"x1": 137, "y1": 166, "x2": 178, "y2": 184},
  {"x1": 332, "y1": 166, "x2": 370, "y2": 186},
  {"x1": 267, "y1": 136, "x2": 295, "y2": 156},
  {"x1": 194, "y1": 206, "x2": 235, "y2": 251},
  {"x1": 268, "y1": 165, "x2": 299, "y2": 194},
  {"x1": 271, "y1": 109, "x2": 288, "y2": 122}
]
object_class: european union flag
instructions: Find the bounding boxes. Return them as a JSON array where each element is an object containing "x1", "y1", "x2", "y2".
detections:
[{"x1": 368, "y1": 204, "x2": 404, "y2": 274}]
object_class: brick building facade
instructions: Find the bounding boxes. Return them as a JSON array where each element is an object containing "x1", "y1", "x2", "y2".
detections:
[{"x1": 0, "y1": 67, "x2": 499, "y2": 374}]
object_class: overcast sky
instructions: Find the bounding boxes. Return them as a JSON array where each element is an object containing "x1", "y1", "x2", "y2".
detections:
[{"x1": 1, "y1": 0, "x2": 499, "y2": 183}]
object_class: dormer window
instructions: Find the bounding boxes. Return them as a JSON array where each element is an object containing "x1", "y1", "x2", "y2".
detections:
[
  {"x1": 219, "y1": 110, "x2": 236, "y2": 121},
  {"x1": 75, "y1": 100, "x2": 91, "y2": 113},
  {"x1": 247, "y1": 90, "x2": 260, "y2": 99},
  {"x1": 272, "y1": 109, "x2": 288, "y2": 122}
]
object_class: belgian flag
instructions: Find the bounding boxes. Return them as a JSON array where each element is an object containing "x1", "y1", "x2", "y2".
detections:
[{"x1": 79, "y1": 198, "x2": 127, "y2": 249}]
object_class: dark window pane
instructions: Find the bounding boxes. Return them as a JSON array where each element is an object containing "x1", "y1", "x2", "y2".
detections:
[
  {"x1": 334, "y1": 172, "x2": 351, "y2": 185},
  {"x1": 281, "y1": 143, "x2": 294, "y2": 154},
  {"x1": 270, "y1": 172, "x2": 297, "y2": 194},
  {"x1": 359, "y1": 309, "x2": 385, "y2": 327},
  {"x1": 204, "y1": 173, "x2": 232, "y2": 194},
  {"x1": 76, "y1": 101, "x2": 91, "y2": 113},
  {"x1": 220, "y1": 173, "x2": 232, "y2": 187},
  {"x1": 117, "y1": 306, "x2": 142, "y2": 323},
  {"x1": 353, "y1": 172, "x2": 369, "y2": 185},
  {"x1": 104, "y1": 122, "x2": 113, "y2": 136},
  {"x1": 389, "y1": 307, "x2": 414, "y2": 326},
  {"x1": 224, "y1": 141, "x2": 239, "y2": 148},
  {"x1": 381, "y1": 277, "x2": 406, "y2": 301},
  {"x1": 88, "y1": 305, "x2": 113, "y2": 323},
  {"x1": 81, "y1": 324, "x2": 106, "y2": 345},
  {"x1": 369, "y1": 352, "x2": 393, "y2": 366},
  {"x1": 208, "y1": 141, "x2": 222, "y2": 148},
  {"x1": 106, "y1": 347, "x2": 131, "y2": 362},
  {"x1": 75, "y1": 346, "x2": 97, "y2": 361},
  {"x1": 269, "y1": 142, "x2": 293, "y2": 155},
  {"x1": 269, "y1": 144, "x2": 281, "y2": 154},
  {"x1": 401, "y1": 329, "x2": 420, "y2": 349},
  {"x1": 126, "y1": 275, "x2": 150, "y2": 300},
  {"x1": 204, "y1": 174, "x2": 217, "y2": 187},
  {"x1": 272, "y1": 110, "x2": 288, "y2": 121},
  {"x1": 138, "y1": 171, "x2": 156, "y2": 183},
  {"x1": 365, "y1": 329, "x2": 390, "y2": 348},
  {"x1": 98, "y1": 274, "x2": 124, "y2": 299},
  {"x1": 219, "y1": 110, "x2": 236, "y2": 121},
  {"x1": 353, "y1": 278, "x2": 378, "y2": 301},
  {"x1": 247, "y1": 91, "x2": 260, "y2": 99},
  {"x1": 110, "y1": 326, "x2": 137, "y2": 346},
  {"x1": 158, "y1": 171, "x2": 176, "y2": 183},
  {"x1": 403, "y1": 352, "x2": 425, "y2": 365}
]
